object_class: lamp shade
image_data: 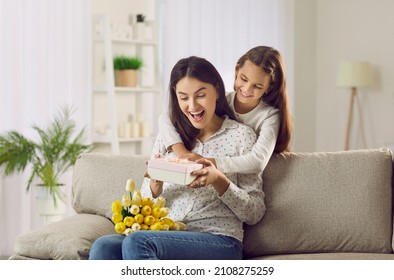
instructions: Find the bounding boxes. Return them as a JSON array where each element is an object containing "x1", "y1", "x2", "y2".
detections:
[{"x1": 336, "y1": 61, "x2": 374, "y2": 88}]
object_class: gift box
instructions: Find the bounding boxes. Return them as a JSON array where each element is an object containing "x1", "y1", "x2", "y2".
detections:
[{"x1": 147, "y1": 158, "x2": 203, "y2": 185}]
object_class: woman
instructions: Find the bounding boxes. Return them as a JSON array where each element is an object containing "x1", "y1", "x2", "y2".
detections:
[{"x1": 89, "y1": 56, "x2": 264, "y2": 260}]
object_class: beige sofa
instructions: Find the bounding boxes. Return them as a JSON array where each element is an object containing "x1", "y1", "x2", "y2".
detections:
[{"x1": 9, "y1": 148, "x2": 394, "y2": 260}]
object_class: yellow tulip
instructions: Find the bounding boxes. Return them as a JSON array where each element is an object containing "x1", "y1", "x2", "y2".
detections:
[
  {"x1": 144, "y1": 215, "x2": 156, "y2": 226},
  {"x1": 123, "y1": 216, "x2": 135, "y2": 227},
  {"x1": 160, "y1": 207, "x2": 170, "y2": 217},
  {"x1": 129, "y1": 204, "x2": 140, "y2": 215},
  {"x1": 132, "y1": 223, "x2": 141, "y2": 231},
  {"x1": 141, "y1": 205, "x2": 152, "y2": 216},
  {"x1": 152, "y1": 197, "x2": 166, "y2": 208},
  {"x1": 161, "y1": 217, "x2": 175, "y2": 228},
  {"x1": 131, "y1": 190, "x2": 142, "y2": 206},
  {"x1": 111, "y1": 200, "x2": 122, "y2": 213},
  {"x1": 170, "y1": 223, "x2": 180, "y2": 231},
  {"x1": 175, "y1": 221, "x2": 186, "y2": 231},
  {"x1": 125, "y1": 179, "x2": 136, "y2": 193},
  {"x1": 141, "y1": 224, "x2": 149, "y2": 230},
  {"x1": 122, "y1": 195, "x2": 132, "y2": 207},
  {"x1": 141, "y1": 197, "x2": 152, "y2": 207},
  {"x1": 161, "y1": 223, "x2": 170, "y2": 231},
  {"x1": 152, "y1": 207, "x2": 162, "y2": 218},
  {"x1": 150, "y1": 222, "x2": 162, "y2": 231},
  {"x1": 134, "y1": 214, "x2": 144, "y2": 224},
  {"x1": 112, "y1": 213, "x2": 123, "y2": 224},
  {"x1": 115, "y1": 222, "x2": 126, "y2": 234}
]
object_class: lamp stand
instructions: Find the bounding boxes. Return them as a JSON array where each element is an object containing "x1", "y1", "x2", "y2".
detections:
[{"x1": 344, "y1": 87, "x2": 367, "y2": 150}]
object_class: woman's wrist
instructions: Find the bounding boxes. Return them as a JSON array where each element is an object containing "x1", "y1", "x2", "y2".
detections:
[
  {"x1": 150, "y1": 180, "x2": 163, "y2": 198},
  {"x1": 213, "y1": 173, "x2": 230, "y2": 196},
  {"x1": 207, "y1": 158, "x2": 217, "y2": 167}
]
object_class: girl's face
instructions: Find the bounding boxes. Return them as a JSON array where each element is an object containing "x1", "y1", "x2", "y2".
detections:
[
  {"x1": 175, "y1": 76, "x2": 218, "y2": 130},
  {"x1": 234, "y1": 59, "x2": 272, "y2": 110}
]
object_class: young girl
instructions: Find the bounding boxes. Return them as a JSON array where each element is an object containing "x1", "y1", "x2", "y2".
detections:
[
  {"x1": 159, "y1": 46, "x2": 293, "y2": 178},
  {"x1": 89, "y1": 56, "x2": 264, "y2": 260}
]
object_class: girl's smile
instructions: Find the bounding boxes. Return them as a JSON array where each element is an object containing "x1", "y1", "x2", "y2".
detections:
[{"x1": 239, "y1": 88, "x2": 253, "y2": 98}]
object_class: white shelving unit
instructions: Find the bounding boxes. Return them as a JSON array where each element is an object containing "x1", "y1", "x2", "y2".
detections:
[{"x1": 91, "y1": 14, "x2": 162, "y2": 154}]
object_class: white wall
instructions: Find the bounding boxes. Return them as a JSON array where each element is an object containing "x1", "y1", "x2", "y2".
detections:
[
  {"x1": 292, "y1": 0, "x2": 317, "y2": 152},
  {"x1": 314, "y1": 0, "x2": 394, "y2": 152}
]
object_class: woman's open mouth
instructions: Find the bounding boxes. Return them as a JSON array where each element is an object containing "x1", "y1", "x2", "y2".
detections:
[{"x1": 189, "y1": 110, "x2": 205, "y2": 122}]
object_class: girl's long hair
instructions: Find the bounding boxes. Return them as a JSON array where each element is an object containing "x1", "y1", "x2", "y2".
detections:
[
  {"x1": 169, "y1": 56, "x2": 236, "y2": 150},
  {"x1": 237, "y1": 46, "x2": 293, "y2": 152}
]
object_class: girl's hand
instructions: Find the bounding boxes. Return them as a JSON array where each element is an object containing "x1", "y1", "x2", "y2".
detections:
[
  {"x1": 181, "y1": 152, "x2": 203, "y2": 162},
  {"x1": 170, "y1": 143, "x2": 218, "y2": 167},
  {"x1": 188, "y1": 158, "x2": 230, "y2": 196}
]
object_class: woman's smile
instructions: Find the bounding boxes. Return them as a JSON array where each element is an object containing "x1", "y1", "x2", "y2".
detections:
[{"x1": 189, "y1": 110, "x2": 205, "y2": 122}]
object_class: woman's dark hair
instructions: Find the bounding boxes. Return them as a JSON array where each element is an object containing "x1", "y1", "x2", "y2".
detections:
[
  {"x1": 237, "y1": 46, "x2": 293, "y2": 152},
  {"x1": 169, "y1": 56, "x2": 236, "y2": 150}
]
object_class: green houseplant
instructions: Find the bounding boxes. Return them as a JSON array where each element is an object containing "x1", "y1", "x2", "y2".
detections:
[
  {"x1": 0, "y1": 106, "x2": 93, "y2": 205},
  {"x1": 113, "y1": 55, "x2": 143, "y2": 87}
]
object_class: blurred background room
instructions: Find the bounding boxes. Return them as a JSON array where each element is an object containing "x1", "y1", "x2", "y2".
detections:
[{"x1": 1, "y1": 0, "x2": 393, "y2": 258}]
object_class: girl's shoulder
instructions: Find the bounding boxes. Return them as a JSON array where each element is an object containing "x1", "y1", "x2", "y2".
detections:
[
  {"x1": 257, "y1": 100, "x2": 279, "y2": 115},
  {"x1": 222, "y1": 117, "x2": 256, "y2": 139},
  {"x1": 225, "y1": 91, "x2": 234, "y2": 104}
]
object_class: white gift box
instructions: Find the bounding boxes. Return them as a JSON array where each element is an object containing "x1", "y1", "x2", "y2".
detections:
[{"x1": 147, "y1": 158, "x2": 203, "y2": 185}]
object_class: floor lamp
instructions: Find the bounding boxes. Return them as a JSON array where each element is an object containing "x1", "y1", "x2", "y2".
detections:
[{"x1": 336, "y1": 61, "x2": 374, "y2": 150}]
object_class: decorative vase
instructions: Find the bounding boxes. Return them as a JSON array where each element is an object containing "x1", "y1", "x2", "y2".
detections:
[
  {"x1": 115, "y1": 69, "x2": 138, "y2": 87},
  {"x1": 35, "y1": 185, "x2": 66, "y2": 225}
]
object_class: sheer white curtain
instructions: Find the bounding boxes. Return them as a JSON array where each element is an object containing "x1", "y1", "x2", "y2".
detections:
[
  {"x1": 0, "y1": 0, "x2": 91, "y2": 256},
  {"x1": 160, "y1": 0, "x2": 292, "y2": 106}
]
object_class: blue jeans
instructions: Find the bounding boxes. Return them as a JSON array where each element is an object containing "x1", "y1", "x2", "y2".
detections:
[{"x1": 89, "y1": 231, "x2": 243, "y2": 260}]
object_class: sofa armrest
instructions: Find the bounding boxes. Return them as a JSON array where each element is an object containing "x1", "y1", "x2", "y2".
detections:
[{"x1": 12, "y1": 214, "x2": 115, "y2": 260}]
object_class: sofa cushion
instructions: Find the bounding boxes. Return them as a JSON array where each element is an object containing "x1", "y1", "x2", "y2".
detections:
[
  {"x1": 13, "y1": 214, "x2": 114, "y2": 260},
  {"x1": 72, "y1": 153, "x2": 148, "y2": 219},
  {"x1": 243, "y1": 148, "x2": 393, "y2": 258}
]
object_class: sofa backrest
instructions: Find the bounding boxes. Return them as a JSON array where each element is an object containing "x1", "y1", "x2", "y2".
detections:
[
  {"x1": 243, "y1": 148, "x2": 394, "y2": 258},
  {"x1": 71, "y1": 149, "x2": 393, "y2": 257}
]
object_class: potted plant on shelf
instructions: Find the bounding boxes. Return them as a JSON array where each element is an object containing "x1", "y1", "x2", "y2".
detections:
[
  {"x1": 0, "y1": 106, "x2": 93, "y2": 223},
  {"x1": 113, "y1": 55, "x2": 143, "y2": 87}
]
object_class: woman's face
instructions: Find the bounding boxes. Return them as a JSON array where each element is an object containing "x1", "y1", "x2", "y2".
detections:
[
  {"x1": 234, "y1": 59, "x2": 272, "y2": 110},
  {"x1": 175, "y1": 76, "x2": 217, "y2": 130}
]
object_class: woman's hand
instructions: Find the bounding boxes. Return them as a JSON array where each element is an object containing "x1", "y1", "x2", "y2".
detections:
[
  {"x1": 188, "y1": 158, "x2": 230, "y2": 196},
  {"x1": 143, "y1": 170, "x2": 163, "y2": 198},
  {"x1": 145, "y1": 155, "x2": 164, "y2": 198}
]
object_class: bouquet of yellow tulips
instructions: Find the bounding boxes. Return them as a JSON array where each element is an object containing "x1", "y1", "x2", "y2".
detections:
[{"x1": 111, "y1": 178, "x2": 186, "y2": 235}]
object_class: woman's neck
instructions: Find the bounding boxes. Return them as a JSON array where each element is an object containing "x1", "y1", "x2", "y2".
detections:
[{"x1": 198, "y1": 114, "x2": 224, "y2": 142}]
